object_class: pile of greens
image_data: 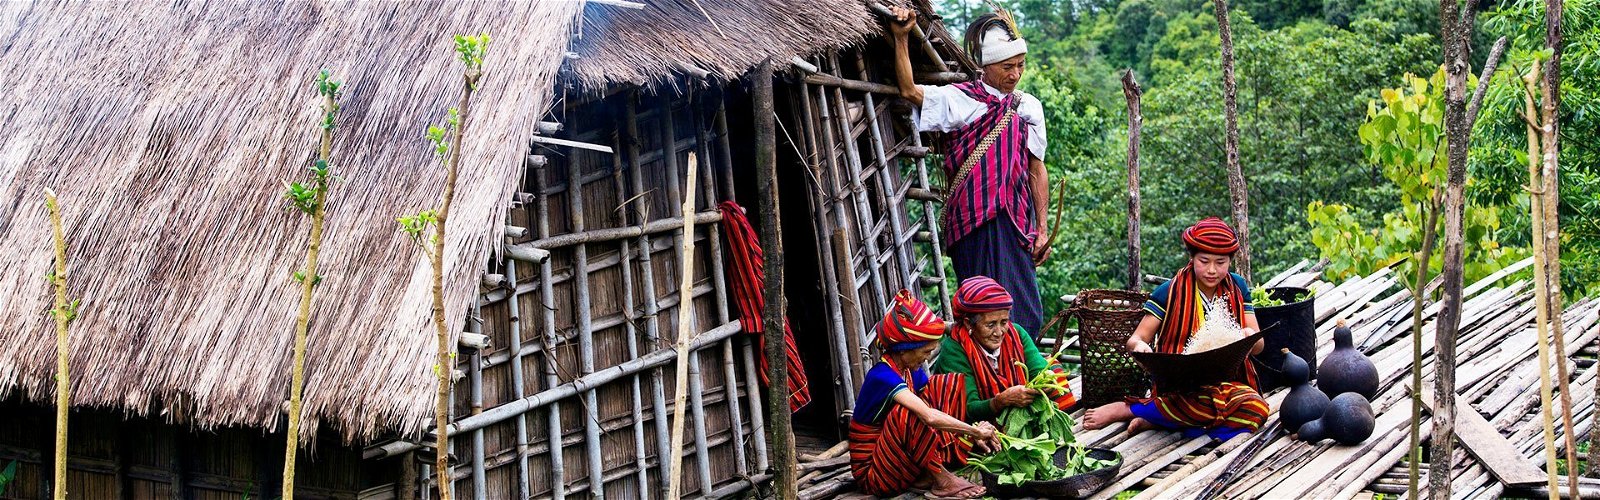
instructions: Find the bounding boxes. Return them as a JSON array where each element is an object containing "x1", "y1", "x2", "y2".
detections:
[
  {"x1": 1250, "y1": 287, "x2": 1315, "y2": 308},
  {"x1": 966, "y1": 359, "x2": 1116, "y2": 486}
]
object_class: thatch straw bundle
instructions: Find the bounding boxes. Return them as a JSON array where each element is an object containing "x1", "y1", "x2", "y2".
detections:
[
  {"x1": 0, "y1": 1, "x2": 579, "y2": 444},
  {"x1": 564, "y1": 0, "x2": 892, "y2": 92}
]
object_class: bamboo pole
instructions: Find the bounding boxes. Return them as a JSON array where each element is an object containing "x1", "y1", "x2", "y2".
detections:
[
  {"x1": 1536, "y1": 0, "x2": 1575, "y2": 489},
  {"x1": 501, "y1": 247, "x2": 532, "y2": 497},
  {"x1": 626, "y1": 93, "x2": 676, "y2": 498},
  {"x1": 665, "y1": 151, "x2": 701, "y2": 500},
  {"x1": 1521, "y1": 62, "x2": 1562, "y2": 500},
  {"x1": 1211, "y1": 0, "x2": 1252, "y2": 280},
  {"x1": 692, "y1": 93, "x2": 749, "y2": 476},
  {"x1": 43, "y1": 188, "x2": 71, "y2": 500},
  {"x1": 467, "y1": 301, "x2": 486, "y2": 496},
  {"x1": 755, "y1": 58, "x2": 799, "y2": 499},
  {"x1": 533, "y1": 123, "x2": 567, "y2": 500},
  {"x1": 854, "y1": 54, "x2": 914, "y2": 292},
  {"x1": 659, "y1": 98, "x2": 715, "y2": 493},
  {"x1": 609, "y1": 132, "x2": 653, "y2": 491},
  {"x1": 563, "y1": 100, "x2": 607, "y2": 500},
  {"x1": 1121, "y1": 70, "x2": 1143, "y2": 291},
  {"x1": 794, "y1": 78, "x2": 859, "y2": 410},
  {"x1": 282, "y1": 71, "x2": 340, "y2": 500}
]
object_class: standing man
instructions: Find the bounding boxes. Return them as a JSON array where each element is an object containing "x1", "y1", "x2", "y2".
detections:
[{"x1": 887, "y1": 7, "x2": 1052, "y2": 338}]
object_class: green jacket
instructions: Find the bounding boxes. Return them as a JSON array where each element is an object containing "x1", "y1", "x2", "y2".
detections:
[{"x1": 932, "y1": 325, "x2": 1049, "y2": 422}]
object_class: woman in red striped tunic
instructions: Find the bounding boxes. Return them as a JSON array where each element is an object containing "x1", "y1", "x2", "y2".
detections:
[
  {"x1": 1082, "y1": 217, "x2": 1269, "y2": 440},
  {"x1": 848, "y1": 290, "x2": 999, "y2": 498}
]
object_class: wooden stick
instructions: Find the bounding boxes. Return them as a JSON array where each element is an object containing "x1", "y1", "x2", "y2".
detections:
[
  {"x1": 665, "y1": 151, "x2": 701, "y2": 500},
  {"x1": 1122, "y1": 70, "x2": 1143, "y2": 291},
  {"x1": 755, "y1": 58, "x2": 799, "y2": 499},
  {"x1": 1211, "y1": 0, "x2": 1252, "y2": 280},
  {"x1": 1534, "y1": 10, "x2": 1576, "y2": 493},
  {"x1": 1431, "y1": 0, "x2": 1476, "y2": 493}
]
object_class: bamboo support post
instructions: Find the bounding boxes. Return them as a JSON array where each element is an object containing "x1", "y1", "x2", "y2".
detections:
[
  {"x1": 821, "y1": 62, "x2": 889, "y2": 313},
  {"x1": 501, "y1": 240, "x2": 532, "y2": 497},
  {"x1": 609, "y1": 127, "x2": 653, "y2": 491},
  {"x1": 794, "y1": 74, "x2": 858, "y2": 410},
  {"x1": 865, "y1": 2, "x2": 950, "y2": 72},
  {"x1": 905, "y1": 106, "x2": 952, "y2": 315},
  {"x1": 561, "y1": 113, "x2": 608, "y2": 500},
  {"x1": 624, "y1": 93, "x2": 676, "y2": 498},
  {"x1": 659, "y1": 99, "x2": 715, "y2": 494},
  {"x1": 1122, "y1": 70, "x2": 1143, "y2": 292},
  {"x1": 692, "y1": 92, "x2": 749, "y2": 476},
  {"x1": 467, "y1": 301, "x2": 486, "y2": 497},
  {"x1": 855, "y1": 54, "x2": 914, "y2": 294},
  {"x1": 533, "y1": 140, "x2": 568, "y2": 500},
  {"x1": 802, "y1": 73, "x2": 899, "y2": 96}
]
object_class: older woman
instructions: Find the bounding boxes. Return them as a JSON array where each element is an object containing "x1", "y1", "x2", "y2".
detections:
[
  {"x1": 934, "y1": 276, "x2": 1076, "y2": 423},
  {"x1": 849, "y1": 290, "x2": 999, "y2": 499},
  {"x1": 1083, "y1": 217, "x2": 1268, "y2": 440}
]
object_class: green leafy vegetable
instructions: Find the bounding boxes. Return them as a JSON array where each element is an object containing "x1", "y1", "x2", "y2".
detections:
[{"x1": 966, "y1": 355, "x2": 1114, "y2": 485}]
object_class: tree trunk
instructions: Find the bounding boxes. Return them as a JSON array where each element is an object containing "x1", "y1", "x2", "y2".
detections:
[
  {"x1": 1123, "y1": 70, "x2": 1144, "y2": 292},
  {"x1": 753, "y1": 58, "x2": 798, "y2": 499},
  {"x1": 44, "y1": 189, "x2": 70, "y2": 500},
  {"x1": 1211, "y1": 0, "x2": 1251, "y2": 280},
  {"x1": 1520, "y1": 63, "x2": 1562, "y2": 500},
  {"x1": 1431, "y1": 0, "x2": 1474, "y2": 495},
  {"x1": 429, "y1": 67, "x2": 480, "y2": 500}
]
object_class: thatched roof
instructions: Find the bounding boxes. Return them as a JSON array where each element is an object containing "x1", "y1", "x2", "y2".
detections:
[
  {"x1": 0, "y1": 0, "x2": 905, "y2": 445},
  {"x1": 563, "y1": 0, "x2": 891, "y2": 91},
  {"x1": 0, "y1": 1, "x2": 581, "y2": 443}
]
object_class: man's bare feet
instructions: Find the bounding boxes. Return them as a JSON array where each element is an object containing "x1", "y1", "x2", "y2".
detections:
[
  {"x1": 1127, "y1": 417, "x2": 1156, "y2": 435},
  {"x1": 1083, "y1": 402, "x2": 1135, "y2": 430}
]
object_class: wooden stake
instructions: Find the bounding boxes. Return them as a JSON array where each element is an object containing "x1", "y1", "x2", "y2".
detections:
[
  {"x1": 1211, "y1": 0, "x2": 1252, "y2": 280},
  {"x1": 44, "y1": 188, "x2": 71, "y2": 500},
  {"x1": 1122, "y1": 70, "x2": 1143, "y2": 292},
  {"x1": 1536, "y1": 0, "x2": 1575, "y2": 491},
  {"x1": 1409, "y1": 192, "x2": 1441, "y2": 500},
  {"x1": 666, "y1": 152, "x2": 701, "y2": 500},
  {"x1": 754, "y1": 58, "x2": 799, "y2": 499},
  {"x1": 1431, "y1": 0, "x2": 1479, "y2": 494}
]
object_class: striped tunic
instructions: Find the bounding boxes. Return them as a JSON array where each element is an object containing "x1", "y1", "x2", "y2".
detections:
[{"x1": 935, "y1": 80, "x2": 1037, "y2": 248}]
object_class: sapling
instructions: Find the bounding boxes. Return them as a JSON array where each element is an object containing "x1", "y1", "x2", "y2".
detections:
[
  {"x1": 43, "y1": 188, "x2": 78, "y2": 500},
  {"x1": 397, "y1": 33, "x2": 488, "y2": 500},
  {"x1": 281, "y1": 69, "x2": 342, "y2": 500}
]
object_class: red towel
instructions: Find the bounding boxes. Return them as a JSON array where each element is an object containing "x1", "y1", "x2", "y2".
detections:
[{"x1": 718, "y1": 201, "x2": 811, "y2": 411}]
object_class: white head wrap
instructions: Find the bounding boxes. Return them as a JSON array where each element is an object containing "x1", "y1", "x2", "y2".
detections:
[{"x1": 979, "y1": 25, "x2": 1027, "y2": 66}]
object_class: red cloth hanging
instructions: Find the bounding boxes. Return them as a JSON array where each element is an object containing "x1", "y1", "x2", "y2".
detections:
[{"x1": 718, "y1": 201, "x2": 811, "y2": 412}]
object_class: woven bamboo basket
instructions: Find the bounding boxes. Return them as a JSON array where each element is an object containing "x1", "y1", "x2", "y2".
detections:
[{"x1": 1070, "y1": 289, "x2": 1151, "y2": 408}]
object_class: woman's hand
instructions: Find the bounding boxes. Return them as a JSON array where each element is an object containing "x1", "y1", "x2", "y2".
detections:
[
  {"x1": 971, "y1": 421, "x2": 1001, "y2": 452},
  {"x1": 993, "y1": 385, "x2": 1040, "y2": 409},
  {"x1": 1129, "y1": 339, "x2": 1153, "y2": 353}
]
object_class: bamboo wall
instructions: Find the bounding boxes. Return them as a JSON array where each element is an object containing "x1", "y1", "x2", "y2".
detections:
[
  {"x1": 0, "y1": 398, "x2": 382, "y2": 500},
  {"x1": 446, "y1": 43, "x2": 957, "y2": 499}
]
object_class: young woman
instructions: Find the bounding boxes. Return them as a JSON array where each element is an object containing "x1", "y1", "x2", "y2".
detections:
[{"x1": 1083, "y1": 217, "x2": 1268, "y2": 440}]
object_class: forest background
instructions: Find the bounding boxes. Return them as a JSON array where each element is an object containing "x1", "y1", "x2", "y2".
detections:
[{"x1": 930, "y1": 0, "x2": 1600, "y2": 317}]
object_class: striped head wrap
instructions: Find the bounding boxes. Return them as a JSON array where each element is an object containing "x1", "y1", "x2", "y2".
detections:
[
  {"x1": 1182, "y1": 217, "x2": 1240, "y2": 255},
  {"x1": 875, "y1": 290, "x2": 947, "y2": 352},
  {"x1": 953, "y1": 276, "x2": 1013, "y2": 318}
]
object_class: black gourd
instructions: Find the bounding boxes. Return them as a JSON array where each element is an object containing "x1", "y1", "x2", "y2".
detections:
[
  {"x1": 1294, "y1": 393, "x2": 1375, "y2": 445},
  {"x1": 1317, "y1": 320, "x2": 1379, "y2": 400},
  {"x1": 1279, "y1": 348, "x2": 1330, "y2": 433}
]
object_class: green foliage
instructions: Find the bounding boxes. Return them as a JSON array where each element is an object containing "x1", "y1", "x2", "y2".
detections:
[
  {"x1": 1474, "y1": 0, "x2": 1600, "y2": 297},
  {"x1": 455, "y1": 33, "x2": 490, "y2": 78},
  {"x1": 1308, "y1": 71, "x2": 1529, "y2": 284},
  {"x1": 284, "y1": 71, "x2": 340, "y2": 215},
  {"x1": 314, "y1": 70, "x2": 343, "y2": 130},
  {"x1": 398, "y1": 209, "x2": 441, "y2": 248},
  {"x1": 969, "y1": 358, "x2": 1111, "y2": 484},
  {"x1": 426, "y1": 108, "x2": 460, "y2": 160}
]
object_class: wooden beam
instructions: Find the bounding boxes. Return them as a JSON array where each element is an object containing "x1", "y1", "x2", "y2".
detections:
[
  {"x1": 530, "y1": 135, "x2": 615, "y2": 154},
  {"x1": 1418, "y1": 389, "x2": 1547, "y2": 486}
]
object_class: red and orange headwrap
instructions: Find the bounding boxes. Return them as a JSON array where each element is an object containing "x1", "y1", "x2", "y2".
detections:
[
  {"x1": 1182, "y1": 217, "x2": 1240, "y2": 255},
  {"x1": 875, "y1": 290, "x2": 948, "y2": 352},
  {"x1": 953, "y1": 276, "x2": 1013, "y2": 318}
]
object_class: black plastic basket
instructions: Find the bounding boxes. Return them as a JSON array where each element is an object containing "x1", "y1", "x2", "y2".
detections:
[
  {"x1": 979, "y1": 447, "x2": 1123, "y2": 498},
  {"x1": 1251, "y1": 287, "x2": 1316, "y2": 392}
]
